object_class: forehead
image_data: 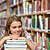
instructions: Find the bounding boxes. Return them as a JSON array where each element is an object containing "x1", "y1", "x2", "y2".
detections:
[{"x1": 10, "y1": 21, "x2": 21, "y2": 27}]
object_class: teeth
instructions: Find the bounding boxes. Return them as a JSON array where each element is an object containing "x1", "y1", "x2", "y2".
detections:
[
  {"x1": 15, "y1": 32, "x2": 18, "y2": 33},
  {"x1": 14, "y1": 31, "x2": 21, "y2": 34}
]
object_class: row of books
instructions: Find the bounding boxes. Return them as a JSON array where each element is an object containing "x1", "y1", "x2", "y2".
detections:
[
  {"x1": 9, "y1": 0, "x2": 50, "y2": 14},
  {"x1": 32, "y1": 32, "x2": 50, "y2": 50},
  {"x1": 0, "y1": 11, "x2": 7, "y2": 18},
  {"x1": 21, "y1": 17, "x2": 31, "y2": 29},
  {"x1": 9, "y1": 2, "x2": 32, "y2": 16},
  {"x1": 33, "y1": 0, "x2": 50, "y2": 13},
  {"x1": 10, "y1": 0, "x2": 17, "y2": 6},
  {"x1": 21, "y1": 15, "x2": 50, "y2": 32},
  {"x1": 10, "y1": 0, "x2": 26, "y2": 6},
  {"x1": 4, "y1": 40, "x2": 27, "y2": 50},
  {"x1": 0, "y1": 19, "x2": 7, "y2": 26},
  {"x1": 0, "y1": 2, "x2": 7, "y2": 10},
  {"x1": 32, "y1": 15, "x2": 50, "y2": 32},
  {"x1": 9, "y1": 6, "x2": 23, "y2": 16}
]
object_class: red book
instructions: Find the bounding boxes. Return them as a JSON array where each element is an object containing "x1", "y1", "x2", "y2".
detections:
[
  {"x1": 48, "y1": 0, "x2": 50, "y2": 10},
  {"x1": 37, "y1": 0, "x2": 40, "y2": 12}
]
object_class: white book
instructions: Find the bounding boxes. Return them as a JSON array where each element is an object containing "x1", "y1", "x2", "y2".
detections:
[
  {"x1": 6, "y1": 42, "x2": 27, "y2": 45},
  {"x1": 35, "y1": 1, "x2": 37, "y2": 13},
  {"x1": 42, "y1": 33, "x2": 45, "y2": 50},
  {"x1": 35, "y1": 15, "x2": 37, "y2": 29},
  {"x1": 4, "y1": 44, "x2": 27, "y2": 48},
  {"x1": 28, "y1": 4, "x2": 32, "y2": 14},
  {"x1": 13, "y1": 0, "x2": 17, "y2": 5},
  {"x1": 39, "y1": 15, "x2": 43, "y2": 30},
  {"x1": 28, "y1": 18, "x2": 31, "y2": 29},
  {"x1": 5, "y1": 48, "x2": 26, "y2": 50},
  {"x1": 45, "y1": 18, "x2": 48, "y2": 32},
  {"x1": 23, "y1": 1, "x2": 25, "y2": 15},
  {"x1": 6, "y1": 40, "x2": 26, "y2": 42},
  {"x1": 37, "y1": 32, "x2": 39, "y2": 44}
]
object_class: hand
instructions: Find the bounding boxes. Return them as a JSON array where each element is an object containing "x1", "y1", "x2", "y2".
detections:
[
  {"x1": 18, "y1": 37, "x2": 26, "y2": 41},
  {"x1": 9, "y1": 34, "x2": 19, "y2": 40},
  {"x1": 4, "y1": 36, "x2": 11, "y2": 41}
]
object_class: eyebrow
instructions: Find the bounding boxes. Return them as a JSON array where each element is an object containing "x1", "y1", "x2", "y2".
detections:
[{"x1": 12, "y1": 25, "x2": 22, "y2": 27}]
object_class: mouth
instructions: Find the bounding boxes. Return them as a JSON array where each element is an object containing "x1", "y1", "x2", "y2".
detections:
[{"x1": 14, "y1": 32, "x2": 21, "y2": 35}]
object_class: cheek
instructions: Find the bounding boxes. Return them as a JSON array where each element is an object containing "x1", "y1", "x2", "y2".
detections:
[
  {"x1": 19, "y1": 28, "x2": 22, "y2": 32},
  {"x1": 10, "y1": 28, "x2": 16, "y2": 34},
  {"x1": 20, "y1": 28, "x2": 22, "y2": 30}
]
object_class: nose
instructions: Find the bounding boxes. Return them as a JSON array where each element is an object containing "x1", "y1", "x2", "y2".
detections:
[{"x1": 16, "y1": 28, "x2": 19, "y2": 32}]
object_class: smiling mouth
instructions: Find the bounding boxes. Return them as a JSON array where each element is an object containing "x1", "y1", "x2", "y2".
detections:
[{"x1": 14, "y1": 32, "x2": 20, "y2": 35}]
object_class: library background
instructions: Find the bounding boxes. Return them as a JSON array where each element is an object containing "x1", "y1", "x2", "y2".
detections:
[{"x1": 0, "y1": 0, "x2": 50, "y2": 50}]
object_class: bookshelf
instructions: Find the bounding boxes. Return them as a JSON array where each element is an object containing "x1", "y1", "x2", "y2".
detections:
[
  {"x1": 0, "y1": 0, "x2": 7, "y2": 40},
  {"x1": 0, "y1": 0, "x2": 50, "y2": 50}
]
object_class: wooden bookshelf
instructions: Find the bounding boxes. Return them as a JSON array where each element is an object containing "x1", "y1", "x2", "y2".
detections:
[
  {"x1": 0, "y1": 0, "x2": 7, "y2": 41},
  {"x1": 0, "y1": 0, "x2": 50, "y2": 50}
]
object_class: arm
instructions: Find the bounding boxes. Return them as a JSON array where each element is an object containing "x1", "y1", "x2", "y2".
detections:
[
  {"x1": 0, "y1": 36, "x2": 11, "y2": 47},
  {"x1": 25, "y1": 38, "x2": 35, "y2": 50},
  {"x1": 18, "y1": 37, "x2": 35, "y2": 50}
]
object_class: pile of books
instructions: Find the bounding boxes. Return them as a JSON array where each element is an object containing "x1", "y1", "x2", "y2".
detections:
[{"x1": 4, "y1": 40, "x2": 27, "y2": 50}]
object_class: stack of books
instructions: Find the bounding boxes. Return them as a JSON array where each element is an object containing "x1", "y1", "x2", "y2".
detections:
[{"x1": 4, "y1": 40, "x2": 27, "y2": 50}]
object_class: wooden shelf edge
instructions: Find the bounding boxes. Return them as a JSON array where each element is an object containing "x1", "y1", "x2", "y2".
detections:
[
  {"x1": 0, "y1": 8, "x2": 7, "y2": 12},
  {"x1": 32, "y1": 12, "x2": 47, "y2": 15},
  {"x1": 32, "y1": 30, "x2": 50, "y2": 34},
  {"x1": 10, "y1": 2, "x2": 23, "y2": 8},
  {"x1": 26, "y1": 28, "x2": 31, "y2": 31},
  {"x1": 0, "y1": 0, "x2": 6, "y2": 4},
  {"x1": 0, "y1": 25, "x2": 6, "y2": 28},
  {"x1": 0, "y1": 17, "x2": 7, "y2": 19}
]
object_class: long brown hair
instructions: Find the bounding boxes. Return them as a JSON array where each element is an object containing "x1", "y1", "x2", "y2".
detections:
[{"x1": 5, "y1": 15, "x2": 23, "y2": 36}]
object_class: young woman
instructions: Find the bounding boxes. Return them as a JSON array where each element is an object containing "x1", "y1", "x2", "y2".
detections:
[{"x1": 0, "y1": 16, "x2": 35, "y2": 50}]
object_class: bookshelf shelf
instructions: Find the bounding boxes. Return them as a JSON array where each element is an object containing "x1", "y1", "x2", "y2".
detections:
[
  {"x1": 32, "y1": 12, "x2": 47, "y2": 15},
  {"x1": 16, "y1": 14, "x2": 32, "y2": 17},
  {"x1": 18, "y1": 2, "x2": 23, "y2": 5},
  {"x1": 1, "y1": 8, "x2": 7, "y2": 12},
  {"x1": 26, "y1": 28, "x2": 31, "y2": 31},
  {"x1": 0, "y1": 8, "x2": 7, "y2": 12},
  {"x1": 32, "y1": 30, "x2": 50, "y2": 34},
  {"x1": 26, "y1": 0, "x2": 32, "y2": 2},
  {"x1": 0, "y1": 0, "x2": 6, "y2": 5},
  {"x1": 9, "y1": 14, "x2": 32, "y2": 18},
  {"x1": 10, "y1": 5, "x2": 17, "y2": 8},
  {"x1": 0, "y1": 25, "x2": 6, "y2": 28},
  {"x1": 10, "y1": 2, "x2": 23, "y2": 8},
  {"x1": 0, "y1": 17, "x2": 7, "y2": 19},
  {"x1": 1, "y1": 0, "x2": 6, "y2": 3}
]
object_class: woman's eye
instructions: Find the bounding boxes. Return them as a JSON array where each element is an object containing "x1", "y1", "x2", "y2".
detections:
[
  {"x1": 13, "y1": 26, "x2": 16, "y2": 29},
  {"x1": 18, "y1": 26, "x2": 21, "y2": 28}
]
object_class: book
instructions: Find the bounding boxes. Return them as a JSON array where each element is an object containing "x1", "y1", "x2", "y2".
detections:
[
  {"x1": 6, "y1": 40, "x2": 27, "y2": 45},
  {"x1": 4, "y1": 44, "x2": 27, "y2": 48},
  {"x1": 4, "y1": 40, "x2": 27, "y2": 50},
  {"x1": 5, "y1": 48, "x2": 26, "y2": 50}
]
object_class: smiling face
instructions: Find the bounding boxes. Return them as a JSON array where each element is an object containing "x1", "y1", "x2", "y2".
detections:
[{"x1": 10, "y1": 21, "x2": 22, "y2": 36}]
